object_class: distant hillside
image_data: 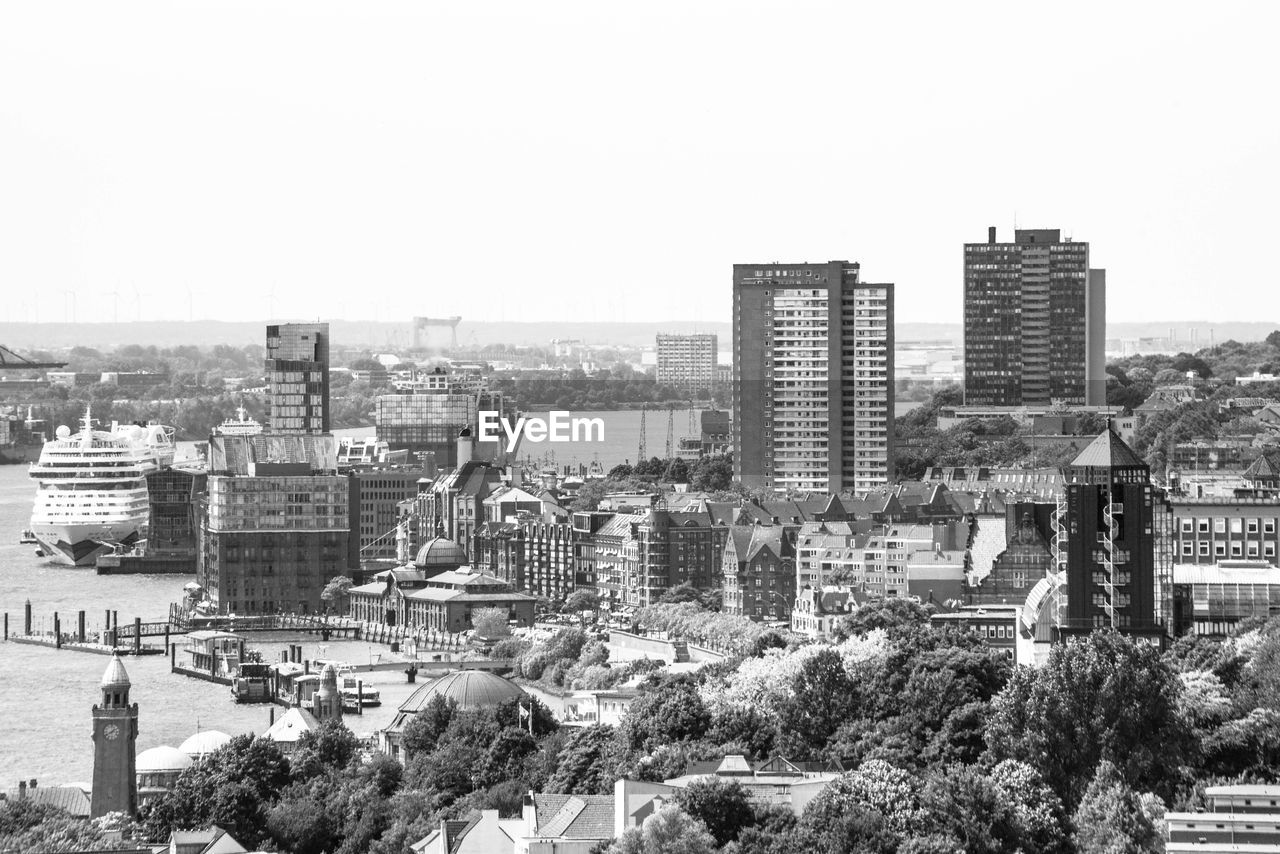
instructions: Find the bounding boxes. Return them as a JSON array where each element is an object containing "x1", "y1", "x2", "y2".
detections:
[{"x1": 0, "y1": 319, "x2": 1275, "y2": 352}]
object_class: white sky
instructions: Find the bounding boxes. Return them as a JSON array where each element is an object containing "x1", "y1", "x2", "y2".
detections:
[{"x1": 2, "y1": 2, "x2": 1277, "y2": 326}]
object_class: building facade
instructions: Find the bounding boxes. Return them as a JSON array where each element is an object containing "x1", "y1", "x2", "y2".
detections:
[
  {"x1": 266, "y1": 323, "x2": 330, "y2": 434},
  {"x1": 1059, "y1": 430, "x2": 1174, "y2": 643},
  {"x1": 197, "y1": 465, "x2": 353, "y2": 615},
  {"x1": 963, "y1": 227, "x2": 1105, "y2": 407},
  {"x1": 656, "y1": 333, "x2": 718, "y2": 396},
  {"x1": 1170, "y1": 497, "x2": 1280, "y2": 565},
  {"x1": 732, "y1": 261, "x2": 893, "y2": 493}
]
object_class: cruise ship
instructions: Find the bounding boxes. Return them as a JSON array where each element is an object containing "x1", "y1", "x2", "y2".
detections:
[{"x1": 28, "y1": 408, "x2": 176, "y2": 565}]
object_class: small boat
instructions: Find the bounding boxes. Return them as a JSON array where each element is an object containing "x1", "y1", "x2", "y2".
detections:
[
  {"x1": 18, "y1": 529, "x2": 37, "y2": 545},
  {"x1": 230, "y1": 660, "x2": 272, "y2": 703}
]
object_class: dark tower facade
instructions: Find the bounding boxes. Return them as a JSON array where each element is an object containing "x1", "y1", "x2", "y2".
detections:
[
  {"x1": 266, "y1": 323, "x2": 330, "y2": 435},
  {"x1": 964, "y1": 227, "x2": 1106, "y2": 407},
  {"x1": 91, "y1": 653, "x2": 139, "y2": 818},
  {"x1": 1059, "y1": 430, "x2": 1173, "y2": 643}
]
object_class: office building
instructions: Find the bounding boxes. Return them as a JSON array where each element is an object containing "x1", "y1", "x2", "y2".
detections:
[
  {"x1": 196, "y1": 435, "x2": 355, "y2": 615},
  {"x1": 963, "y1": 227, "x2": 1105, "y2": 407},
  {"x1": 732, "y1": 261, "x2": 893, "y2": 493},
  {"x1": 656, "y1": 333, "x2": 718, "y2": 396},
  {"x1": 265, "y1": 323, "x2": 330, "y2": 434}
]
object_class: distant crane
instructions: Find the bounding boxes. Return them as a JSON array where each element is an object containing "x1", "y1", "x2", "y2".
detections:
[
  {"x1": 638, "y1": 406, "x2": 647, "y2": 462},
  {"x1": 665, "y1": 405, "x2": 674, "y2": 459},
  {"x1": 0, "y1": 345, "x2": 66, "y2": 370}
]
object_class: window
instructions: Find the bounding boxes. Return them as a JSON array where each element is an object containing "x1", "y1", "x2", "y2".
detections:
[
  {"x1": 1215, "y1": 519, "x2": 1227, "y2": 533},
  {"x1": 1216, "y1": 543, "x2": 1227, "y2": 557},
  {"x1": 1199, "y1": 541, "x2": 1210, "y2": 556},
  {"x1": 1182, "y1": 542, "x2": 1193, "y2": 556},
  {"x1": 1181, "y1": 519, "x2": 1194, "y2": 533}
]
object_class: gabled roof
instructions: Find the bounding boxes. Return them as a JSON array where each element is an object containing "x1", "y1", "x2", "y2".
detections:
[
  {"x1": 263, "y1": 707, "x2": 320, "y2": 744},
  {"x1": 1069, "y1": 429, "x2": 1147, "y2": 469}
]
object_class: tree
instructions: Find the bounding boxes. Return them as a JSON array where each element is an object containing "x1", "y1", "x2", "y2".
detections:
[
  {"x1": 618, "y1": 677, "x2": 711, "y2": 753},
  {"x1": 1071, "y1": 761, "x2": 1162, "y2": 853},
  {"x1": 985, "y1": 631, "x2": 1191, "y2": 811},
  {"x1": 609, "y1": 805, "x2": 717, "y2": 854},
  {"x1": 472, "y1": 606, "x2": 512, "y2": 638},
  {"x1": 564, "y1": 590, "x2": 602, "y2": 626},
  {"x1": 674, "y1": 778, "x2": 755, "y2": 846},
  {"x1": 142, "y1": 734, "x2": 290, "y2": 847},
  {"x1": 291, "y1": 719, "x2": 361, "y2": 780},
  {"x1": 835, "y1": 598, "x2": 932, "y2": 640},
  {"x1": 400, "y1": 695, "x2": 458, "y2": 757},
  {"x1": 546, "y1": 725, "x2": 619, "y2": 795},
  {"x1": 0, "y1": 800, "x2": 129, "y2": 853},
  {"x1": 657, "y1": 583, "x2": 703, "y2": 605},
  {"x1": 321, "y1": 576, "x2": 354, "y2": 615},
  {"x1": 775, "y1": 648, "x2": 858, "y2": 755}
]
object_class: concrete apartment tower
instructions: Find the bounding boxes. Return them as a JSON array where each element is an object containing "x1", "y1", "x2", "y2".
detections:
[
  {"x1": 732, "y1": 261, "x2": 893, "y2": 493},
  {"x1": 656, "y1": 333, "x2": 718, "y2": 397},
  {"x1": 91, "y1": 653, "x2": 138, "y2": 818},
  {"x1": 266, "y1": 323, "x2": 330, "y2": 434},
  {"x1": 963, "y1": 227, "x2": 1106, "y2": 407}
]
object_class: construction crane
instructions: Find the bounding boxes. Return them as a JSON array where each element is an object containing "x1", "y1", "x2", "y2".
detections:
[
  {"x1": 638, "y1": 406, "x2": 647, "y2": 462},
  {"x1": 0, "y1": 345, "x2": 66, "y2": 370},
  {"x1": 665, "y1": 406, "x2": 674, "y2": 459}
]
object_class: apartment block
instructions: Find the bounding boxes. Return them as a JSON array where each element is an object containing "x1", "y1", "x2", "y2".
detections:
[
  {"x1": 964, "y1": 228, "x2": 1105, "y2": 407},
  {"x1": 733, "y1": 261, "x2": 893, "y2": 493},
  {"x1": 656, "y1": 334, "x2": 718, "y2": 396}
]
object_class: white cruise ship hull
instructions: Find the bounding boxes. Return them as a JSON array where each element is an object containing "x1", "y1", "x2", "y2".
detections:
[{"x1": 32, "y1": 522, "x2": 142, "y2": 566}]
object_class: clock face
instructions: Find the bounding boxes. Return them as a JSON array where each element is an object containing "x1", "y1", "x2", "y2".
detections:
[{"x1": 104, "y1": 724, "x2": 120, "y2": 741}]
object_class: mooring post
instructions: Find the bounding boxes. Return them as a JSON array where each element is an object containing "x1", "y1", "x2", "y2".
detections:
[
  {"x1": 112, "y1": 610, "x2": 118, "y2": 633},
  {"x1": 170, "y1": 642, "x2": 177, "y2": 672},
  {"x1": 54, "y1": 612, "x2": 61, "y2": 649},
  {"x1": 24, "y1": 600, "x2": 32, "y2": 636},
  {"x1": 134, "y1": 617, "x2": 141, "y2": 655},
  {"x1": 78, "y1": 611, "x2": 86, "y2": 643},
  {"x1": 104, "y1": 609, "x2": 110, "y2": 639},
  {"x1": 357, "y1": 680, "x2": 363, "y2": 715},
  {"x1": 164, "y1": 625, "x2": 170, "y2": 655}
]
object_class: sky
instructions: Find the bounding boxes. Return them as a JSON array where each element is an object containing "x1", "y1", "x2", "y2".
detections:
[{"x1": 1, "y1": 2, "x2": 1277, "y2": 327}]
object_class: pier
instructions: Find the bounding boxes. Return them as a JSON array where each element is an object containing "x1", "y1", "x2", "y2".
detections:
[{"x1": 3, "y1": 602, "x2": 166, "y2": 656}]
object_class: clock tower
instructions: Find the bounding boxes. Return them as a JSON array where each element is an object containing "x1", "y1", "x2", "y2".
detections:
[{"x1": 91, "y1": 652, "x2": 138, "y2": 818}]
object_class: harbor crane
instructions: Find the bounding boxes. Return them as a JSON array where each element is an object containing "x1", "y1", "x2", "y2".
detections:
[{"x1": 0, "y1": 345, "x2": 66, "y2": 370}]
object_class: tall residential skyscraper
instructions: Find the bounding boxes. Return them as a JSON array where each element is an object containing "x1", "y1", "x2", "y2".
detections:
[
  {"x1": 963, "y1": 227, "x2": 1106, "y2": 407},
  {"x1": 656, "y1": 334, "x2": 718, "y2": 396},
  {"x1": 266, "y1": 323, "x2": 330, "y2": 434},
  {"x1": 732, "y1": 261, "x2": 893, "y2": 493}
]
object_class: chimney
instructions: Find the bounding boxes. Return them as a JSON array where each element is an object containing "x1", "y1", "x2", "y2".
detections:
[
  {"x1": 29, "y1": 780, "x2": 36, "y2": 790},
  {"x1": 988, "y1": 226, "x2": 997, "y2": 244},
  {"x1": 17, "y1": 781, "x2": 26, "y2": 799}
]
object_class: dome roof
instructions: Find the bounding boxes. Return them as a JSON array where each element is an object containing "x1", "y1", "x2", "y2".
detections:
[
  {"x1": 101, "y1": 653, "x2": 131, "y2": 687},
  {"x1": 414, "y1": 536, "x2": 467, "y2": 569},
  {"x1": 399, "y1": 670, "x2": 527, "y2": 713},
  {"x1": 179, "y1": 730, "x2": 232, "y2": 758},
  {"x1": 136, "y1": 745, "x2": 193, "y2": 773}
]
